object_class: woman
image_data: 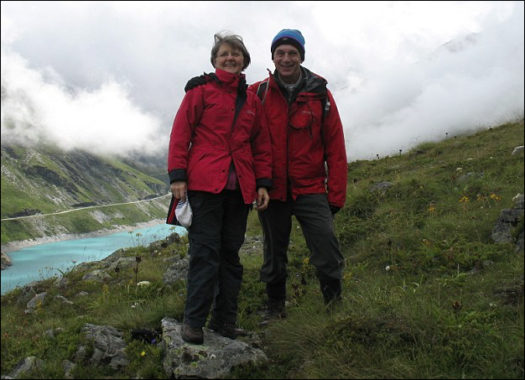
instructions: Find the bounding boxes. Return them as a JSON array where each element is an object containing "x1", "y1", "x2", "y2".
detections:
[{"x1": 168, "y1": 32, "x2": 272, "y2": 344}]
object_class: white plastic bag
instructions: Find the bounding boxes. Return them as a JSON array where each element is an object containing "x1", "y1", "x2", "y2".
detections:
[{"x1": 175, "y1": 194, "x2": 192, "y2": 227}]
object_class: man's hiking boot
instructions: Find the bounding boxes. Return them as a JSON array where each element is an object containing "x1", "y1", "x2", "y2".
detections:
[
  {"x1": 320, "y1": 278, "x2": 342, "y2": 305},
  {"x1": 260, "y1": 298, "x2": 287, "y2": 327},
  {"x1": 320, "y1": 277, "x2": 343, "y2": 313},
  {"x1": 181, "y1": 322, "x2": 204, "y2": 344},
  {"x1": 208, "y1": 318, "x2": 249, "y2": 339}
]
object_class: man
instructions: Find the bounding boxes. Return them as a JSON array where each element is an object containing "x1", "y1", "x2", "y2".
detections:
[{"x1": 248, "y1": 29, "x2": 347, "y2": 324}]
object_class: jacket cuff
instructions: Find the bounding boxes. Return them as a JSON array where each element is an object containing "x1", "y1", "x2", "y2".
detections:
[
  {"x1": 169, "y1": 169, "x2": 187, "y2": 183},
  {"x1": 256, "y1": 178, "x2": 273, "y2": 190}
]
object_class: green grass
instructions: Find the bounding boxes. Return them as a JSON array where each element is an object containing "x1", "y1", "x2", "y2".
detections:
[{"x1": 1, "y1": 121, "x2": 523, "y2": 379}]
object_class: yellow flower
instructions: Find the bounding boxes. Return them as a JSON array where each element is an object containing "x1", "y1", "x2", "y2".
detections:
[
  {"x1": 490, "y1": 193, "x2": 501, "y2": 201},
  {"x1": 302, "y1": 258, "x2": 309, "y2": 265},
  {"x1": 141, "y1": 351, "x2": 146, "y2": 357},
  {"x1": 459, "y1": 196, "x2": 469, "y2": 203}
]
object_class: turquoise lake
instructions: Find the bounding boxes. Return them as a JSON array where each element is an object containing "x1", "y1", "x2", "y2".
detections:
[{"x1": 1, "y1": 223, "x2": 187, "y2": 295}]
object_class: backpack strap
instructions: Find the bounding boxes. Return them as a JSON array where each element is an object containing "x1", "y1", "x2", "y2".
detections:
[
  {"x1": 231, "y1": 79, "x2": 247, "y2": 131},
  {"x1": 256, "y1": 80, "x2": 270, "y2": 104}
]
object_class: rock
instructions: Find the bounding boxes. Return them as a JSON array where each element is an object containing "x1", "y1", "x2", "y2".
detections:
[
  {"x1": 54, "y1": 295, "x2": 74, "y2": 305},
  {"x1": 161, "y1": 318, "x2": 267, "y2": 379},
  {"x1": 1, "y1": 252, "x2": 12, "y2": 270},
  {"x1": 80, "y1": 324, "x2": 129, "y2": 370},
  {"x1": 491, "y1": 195, "x2": 524, "y2": 252},
  {"x1": 370, "y1": 181, "x2": 393, "y2": 193},
  {"x1": 491, "y1": 209, "x2": 523, "y2": 244},
  {"x1": 163, "y1": 258, "x2": 189, "y2": 285},
  {"x1": 25, "y1": 293, "x2": 47, "y2": 314},
  {"x1": 82, "y1": 270, "x2": 111, "y2": 282},
  {"x1": 511, "y1": 146, "x2": 524, "y2": 155},
  {"x1": 7, "y1": 356, "x2": 43, "y2": 379}
]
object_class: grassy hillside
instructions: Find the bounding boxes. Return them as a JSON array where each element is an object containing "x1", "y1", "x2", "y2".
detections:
[
  {"x1": 1, "y1": 144, "x2": 169, "y2": 244},
  {"x1": 1, "y1": 121, "x2": 523, "y2": 379}
]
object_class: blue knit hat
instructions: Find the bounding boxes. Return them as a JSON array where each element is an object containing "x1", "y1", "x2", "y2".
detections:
[{"x1": 271, "y1": 29, "x2": 305, "y2": 61}]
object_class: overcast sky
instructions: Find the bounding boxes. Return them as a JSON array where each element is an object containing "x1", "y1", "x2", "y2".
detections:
[{"x1": 1, "y1": 1, "x2": 523, "y2": 161}]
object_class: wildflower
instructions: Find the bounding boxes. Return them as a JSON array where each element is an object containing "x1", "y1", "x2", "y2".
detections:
[
  {"x1": 490, "y1": 193, "x2": 501, "y2": 201},
  {"x1": 385, "y1": 265, "x2": 391, "y2": 271},
  {"x1": 302, "y1": 258, "x2": 309, "y2": 265},
  {"x1": 428, "y1": 205, "x2": 436, "y2": 213},
  {"x1": 459, "y1": 196, "x2": 469, "y2": 203},
  {"x1": 141, "y1": 351, "x2": 146, "y2": 357}
]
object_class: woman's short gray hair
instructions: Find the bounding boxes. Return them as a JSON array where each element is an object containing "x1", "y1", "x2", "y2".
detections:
[{"x1": 210, "y1": 32, "x2": 251, "y2": 70}]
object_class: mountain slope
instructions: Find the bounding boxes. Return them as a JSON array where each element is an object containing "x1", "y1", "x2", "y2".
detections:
[
  {"x1": 0, "y1": 121, "x2": 523, "y2": 379},
  {"x1": 1, "y1": 144, "x2": 169, "y2": 244}
]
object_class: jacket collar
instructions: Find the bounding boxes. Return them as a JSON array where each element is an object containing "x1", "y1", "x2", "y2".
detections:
[
  {"x1": 214, "y1": 68, "x2": 245, "y2": 90},
  {"x1": 268, "y1": 67, "x2": 327, "y2": 101}
]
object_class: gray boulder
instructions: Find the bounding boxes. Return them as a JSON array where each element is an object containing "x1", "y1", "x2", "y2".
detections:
[
  {"x1": 162, "y1": 258, "x2": 189, "y2": 285},
  {"x1": 80, "y1": 324, "x2": 129, "y2": 370},
  {"x1": 161, "y1": 318, "x2": 267, "y2": 379},
  {"x1": 491, "y1": 194, "x2": 524, "y2": 252},
  {"x1": 6, "y1": 356, "x2": 43, "y2": 379}
]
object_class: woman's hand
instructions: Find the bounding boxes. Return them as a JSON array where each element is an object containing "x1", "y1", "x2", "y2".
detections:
[
  {"x1": 170, "y1": 181, "x2": 187, "y2": 201},
  {"x1": 255, "y1": 187, "x2": 270, "y2": 211}
]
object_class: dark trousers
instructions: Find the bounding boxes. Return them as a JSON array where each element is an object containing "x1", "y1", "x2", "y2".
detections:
[
  {"x1": 184, "y1": 190, "x2": 249, "y2": 328},
  {"x1": 258, "y1": 194, "x2": 344, "y2": 299}
]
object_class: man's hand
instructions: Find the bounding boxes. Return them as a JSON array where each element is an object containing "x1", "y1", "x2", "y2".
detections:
[
  {"x1": 329, "y1": 205, "x2": 341, "y2": 215},
  {"x1": 184, "y1": 73, "x2": 218, "y2": 92},
  {"x1": 255, "y1": 188, "x2": 270, "y2": 211},
  {"x1": 170, "y1": 181, "x2": 187, "y2": 201}
]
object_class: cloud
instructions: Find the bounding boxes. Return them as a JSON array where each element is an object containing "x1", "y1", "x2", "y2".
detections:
[
  {"x1": 1, "y1": 1, "x2": 523, "y2": 160},
  {"x1": 336, "y1": 3, "x2": 524, "y2": 159},
  {"x1": 1, "y1": 49, "x2": 163, "y2": 156}
]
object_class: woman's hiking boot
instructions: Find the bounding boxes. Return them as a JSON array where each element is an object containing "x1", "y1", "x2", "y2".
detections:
[
  {"x1": 181, "y1": 322, "x2": 204, "y2": 344},
  {"x1": 260, "y1": 298, "x2": 287, "y2": 327}
]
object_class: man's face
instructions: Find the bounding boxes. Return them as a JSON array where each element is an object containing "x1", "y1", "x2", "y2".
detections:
[{"x1": 273, "y1": 44, "x2": 302, "y2": 84}]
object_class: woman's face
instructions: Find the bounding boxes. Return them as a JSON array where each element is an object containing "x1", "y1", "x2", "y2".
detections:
[{"x1": 214, "y1": 43, "x2": 244, "y2": 75}]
